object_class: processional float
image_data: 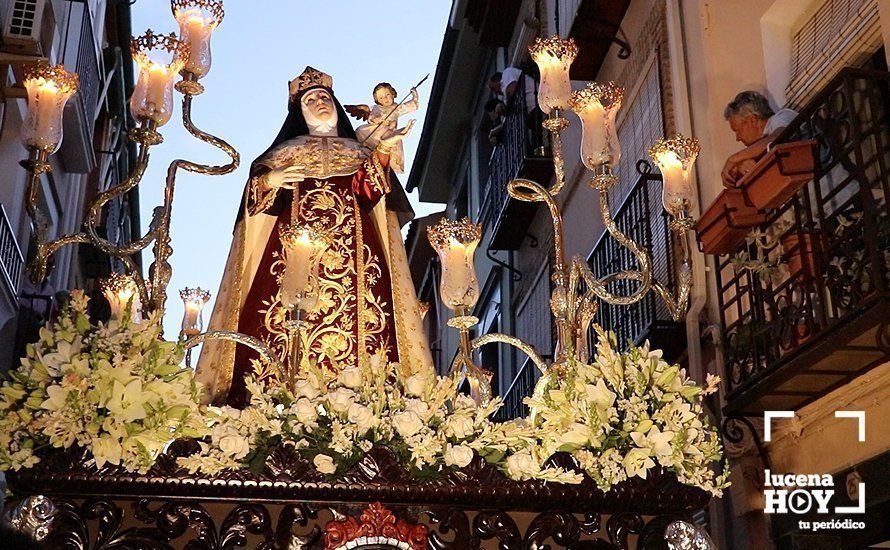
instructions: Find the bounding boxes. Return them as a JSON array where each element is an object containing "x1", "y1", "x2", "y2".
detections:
[{"x1": 5, "y1": 1, "x2": 721, "y2": 548}]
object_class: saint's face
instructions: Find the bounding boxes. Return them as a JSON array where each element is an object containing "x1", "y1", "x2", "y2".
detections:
[{"x1": 303, "y1": 89, "x2": 335, "y2": 123}]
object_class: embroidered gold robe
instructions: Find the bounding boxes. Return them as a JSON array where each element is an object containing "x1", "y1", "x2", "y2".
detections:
[{"x1": 196, "y1": 136, "x2": 434, "y2": 406}]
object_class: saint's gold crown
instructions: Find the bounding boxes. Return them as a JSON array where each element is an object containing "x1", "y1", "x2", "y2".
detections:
[{"x1": 289, "y1": 66, "x2": 333, "y2": 97}]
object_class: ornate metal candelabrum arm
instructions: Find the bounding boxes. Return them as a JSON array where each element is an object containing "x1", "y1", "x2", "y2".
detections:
[
  {"x1": 448, "y1": 313, "x2": 493, "y2": 406},
  {"x1": 148, "y1": 79, "x2": 240, "y2": 316},
  {"x1": 21, "y1": 150, "x2": 90, "y2": 285}
]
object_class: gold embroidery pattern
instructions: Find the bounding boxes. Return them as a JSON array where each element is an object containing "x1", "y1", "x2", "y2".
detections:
[{"x1": 257, "y1": 174, "x2": 391, "y2": 370}]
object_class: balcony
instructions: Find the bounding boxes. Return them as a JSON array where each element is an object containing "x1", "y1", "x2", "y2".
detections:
[
  {"x1": 565, "y1": 0, "x2": 632, "y2": 80},
  {"x1": 59, "y1": 2, "x2": 100, "y2": 174},
  {"x1": 480, "y1": 78, "x2": 553, "y2": 250},
  {"x1": 587, "y1": 163, "x2": 685, "y2": 362},
  {"x1": 714, "y1": 68, "x2": 890, "y2": 416},
  {"x1": 463, "y1": 0, "x2": 522, "y2": 47}
]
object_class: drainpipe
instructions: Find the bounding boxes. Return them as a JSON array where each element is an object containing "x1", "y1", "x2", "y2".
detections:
[{"x1": 665, "y1": 0, "x2": 708, "y2": 383}]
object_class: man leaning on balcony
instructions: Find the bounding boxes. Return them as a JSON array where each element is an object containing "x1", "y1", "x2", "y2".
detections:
[{"x1": 721, "y1": 91, "x2": 798, "y2": 187}]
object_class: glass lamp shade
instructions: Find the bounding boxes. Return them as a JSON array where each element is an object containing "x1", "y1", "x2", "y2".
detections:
[
  {"x1": 569, "y1": 82, "x2": 624, "y2": 171},
  {"x1": 171, "y1": 0, "x2": 224, "y2": 78},
  {"x1": 130, "y1": 31, "x2": 188, "y2": 126},
  {"x1": 279, "y1": 224, "x2": 331, "y2": 312},
  {"x1": 102, "y1": 273, "x2": 142, "y2": 324},
  {"x1": 649, "y1": 134, "x2": 701, "y2": 216},
  {"x1": 427, "y1": 218, "x2": 482, "y2": 312},
  {"x1": 20, "y1": 63, "x2": 78, "y2": 153},
  {"x1": 180, "y1": 287, "x2": 211, "y2": 336},
  {"x1": 529, "y1": 35, "x2": 577, "y2": 113}
]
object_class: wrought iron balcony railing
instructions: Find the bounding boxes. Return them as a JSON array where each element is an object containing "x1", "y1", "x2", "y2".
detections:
[
  {"x1": 479, "y1": 75, "x2": 552, "y2": 250},
  {"x1": 715, "y1": 68, "x2": 890, "y2": 416},
  {"x1": 0, "y1": 204, "x2": 24, "y2": 300},
  {"x1": 587, "y1": 162, "x2": 685, "y2": 361},
  {"x1": 495, "y1": 357, "x2": 538, "y2": 421}
]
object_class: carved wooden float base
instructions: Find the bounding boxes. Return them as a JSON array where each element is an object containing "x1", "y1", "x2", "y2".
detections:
[{"x1": 6, "y1": 444, "x2": 711, "y2": 549}]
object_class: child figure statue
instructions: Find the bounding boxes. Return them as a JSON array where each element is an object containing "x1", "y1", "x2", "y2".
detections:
[{"x1": 348, "y1": 83, "x2": 419, "y2": 174}]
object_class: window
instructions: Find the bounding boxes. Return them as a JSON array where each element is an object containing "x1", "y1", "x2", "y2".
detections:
[{"x1": 612, "y1": 55, "x2": 664, "y2": 208}]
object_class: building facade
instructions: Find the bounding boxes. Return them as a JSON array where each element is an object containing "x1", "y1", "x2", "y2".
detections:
[
  {"x1": 407, "y1": 0, "x2": 890, "y2": 547},
  {"x1": 0, "y1": 0, "x2": 139, "y2": 371}
]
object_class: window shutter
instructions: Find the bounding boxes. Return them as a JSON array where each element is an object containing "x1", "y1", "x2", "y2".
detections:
[{"x1": 786, "y1": 0, "x2": 881, "y2": 106}]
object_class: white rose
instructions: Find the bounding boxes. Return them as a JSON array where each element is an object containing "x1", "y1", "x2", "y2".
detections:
[
  {"x1": 293, "y1": 379, "x2": 320, "y2": 400},
  {"x1": 313, "y1": 453, "x2": 337, "y2": 474},
  {"x1": 293, "y1": 398, "x2": 318, "y2": 426},
  {"x1": 392, "y1": 411, "x2": 424, "y2": 438},
  {"x1": 347, "y1": 403, "x2": 377, "y2": 433},
  {"x1": 505, "y1": 451, "x2": 539, "y2": 480},
  {"x1": 327, "y1": 388, "x2": 355, "y2": 414},
  {"x1": 405, "y1": 399, "x2": 432, "y2": 421},
  {"x1": 339, "y1": 366, "x2": 363, "y2": 389},
  {"x1": 218, "y1": 433, "x2": 251, "y2": 460},
  {"x1": 405, "y1": 373, "x2": 431, "y2": 397},
  {"x1": 444, "y1": 444, "x2": 474, "y2": 468},
  {"x1": 444, "y1": 414, "x2": 475, "y2": 440}
]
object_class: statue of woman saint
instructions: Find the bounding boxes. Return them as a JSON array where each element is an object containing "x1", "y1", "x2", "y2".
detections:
[{"x1": 196, "y1": 67, "x2": 434, "y2": 407}]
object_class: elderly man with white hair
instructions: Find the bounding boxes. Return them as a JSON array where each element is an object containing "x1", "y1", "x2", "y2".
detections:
[{"x1": 721, "y1": 91, "x2": 798, "y2": 187}]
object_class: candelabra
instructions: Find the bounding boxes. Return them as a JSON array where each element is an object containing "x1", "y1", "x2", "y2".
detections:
[
  {"x1": 431, "y1": 35, "x2": 699, "y2": 396},
  {"x1": 18, "y1": 0, "x2": 280, "y2": 371}
]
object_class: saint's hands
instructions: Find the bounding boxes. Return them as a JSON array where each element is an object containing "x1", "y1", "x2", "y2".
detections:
[{"x1": 268, "y1": 165, "x2": 306, "y2": 190}]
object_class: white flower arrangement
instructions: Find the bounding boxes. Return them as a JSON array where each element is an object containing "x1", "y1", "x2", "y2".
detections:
[
  {"x1": 0, "y1": 292, "x2": 727, "y2": 497},
  {"x1": 175, "y1": 351, "x2": 577, "y2": 480},
  {"x1": 523, "y1": 326, "x2": 729, "y2": 496},
  {"x1": 0, "y1": 290, "x2": 206, "y2": 473}
]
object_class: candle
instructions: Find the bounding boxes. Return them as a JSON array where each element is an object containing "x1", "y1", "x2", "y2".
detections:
[
  {"x1": 427, "y1": 218, "x2": 482, "y2": 312},
  {"x1": 281, "y1": 230, "x2": 313, "y2": 305},
  {"x1": 172, "y1": 1, "x2": 224, "y2": 79},
  {"x1": 443, "y1": 238, "x2": 471, "y2": 298},
  {"x1": 649, "y1": 134, "x2": 701, "y2": 217},
  {"x1": 20, "y1": 63, "x2": 78, "y2": 153},
  {"x1": 280, "y1": 224, "x2": 330, "y2": 312},
  {"x1": 529, "y1": 36, "x2": 578, "y2": 113},
  {"x1": 130, "y1": 31, "x2": 186, "y2": 126},
  {"x1": 102, "y1": 273, "x2": 141, "y2": 324},
  {"x1": 570, "y1": 82, "x2": 624, "y2": 171},
  {"x1": 146, "y1": 63, "x2": 173, "y2": 122}
]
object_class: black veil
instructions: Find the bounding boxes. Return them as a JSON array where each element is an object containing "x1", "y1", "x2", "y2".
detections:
[{"x1": 255, "y1": 85, "x2": 357, "y2": 165}]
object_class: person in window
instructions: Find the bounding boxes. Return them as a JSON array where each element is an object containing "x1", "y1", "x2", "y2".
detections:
[
  {"x1": 488, "y1": 68, "x2": 537, "y2": 113},
  {"x1": 484, "y1": 98, "x2": 506, "y2": 146},
  {"x1": 722, "y1": 91, "x2": 798, "y2": 187}
]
